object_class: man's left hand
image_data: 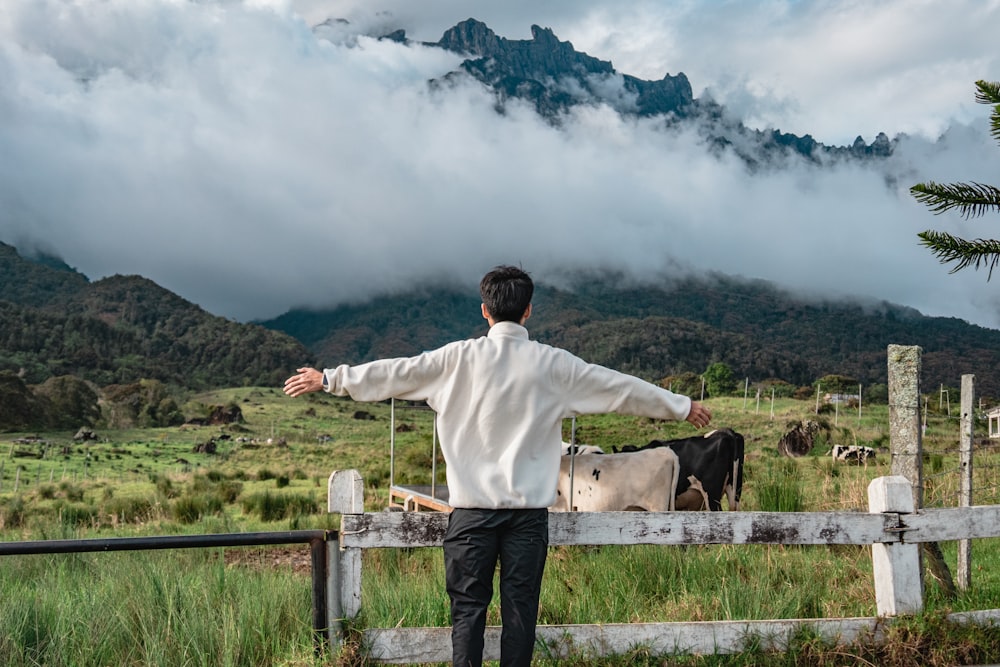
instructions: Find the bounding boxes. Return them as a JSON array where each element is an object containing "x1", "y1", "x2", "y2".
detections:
[{"x1": 284, "y1": 367, "x2": 324, "y2": 397}]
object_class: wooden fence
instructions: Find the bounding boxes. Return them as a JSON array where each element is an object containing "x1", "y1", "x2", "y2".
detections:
[
  {"x1": 326, "y1": 470, "x2": 1000, "y2": 664},
  {"x1": 319, "y1": 345, "x2": 1000, "y2": 662}
]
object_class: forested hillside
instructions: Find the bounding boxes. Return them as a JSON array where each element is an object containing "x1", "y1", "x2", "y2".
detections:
[
  {"x1": 0, "y1": 243, "x2": 311, "y2": 390},
  {"x1": 262, "y1": 271, "x2": 1000, "y2": 399},
  {"x1": 4, "y1": 235, "x2": 999, "y2": 434}
]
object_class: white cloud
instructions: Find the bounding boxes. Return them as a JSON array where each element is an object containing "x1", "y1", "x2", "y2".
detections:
[{"x1": 1, "y1": 0, "x2": 999, "y2": 331}]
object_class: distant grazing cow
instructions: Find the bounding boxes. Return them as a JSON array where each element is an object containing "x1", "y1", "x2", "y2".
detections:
[
  {"x1": 613, "y1": 428, "x2": 746, "y2": 511},
  {"x1": 561, "y1": 442, "x2": 605, "y2": 456},
  {"x1": 550, "y1": 447, "x2": 679, "y2": 512},
  {"x1": 831, "y1": 444, "x2": 876, "y2": 464}
]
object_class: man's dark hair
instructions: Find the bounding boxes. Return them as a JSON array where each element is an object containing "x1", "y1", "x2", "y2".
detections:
[{"x1": 480, "y1": 265, "x2": 533, "y2": 323}]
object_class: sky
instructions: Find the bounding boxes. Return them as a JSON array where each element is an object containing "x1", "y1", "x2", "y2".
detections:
[{"x1": 2, "y1": 0, "x2": 1000, "y2": 329}]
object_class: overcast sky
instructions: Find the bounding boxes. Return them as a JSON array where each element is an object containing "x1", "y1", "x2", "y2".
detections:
[{"x1": 2, "y1": 0, "x2": 1000, "y2": 330}]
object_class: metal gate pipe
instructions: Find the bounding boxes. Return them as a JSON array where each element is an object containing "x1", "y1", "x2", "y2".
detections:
[{"x1": 0, "y1": 529, "x2": 335, "y2": 655}]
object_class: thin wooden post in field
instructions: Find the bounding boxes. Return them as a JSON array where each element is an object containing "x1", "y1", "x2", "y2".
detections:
[
  {"x1": 868, "y1": 476, "x2": 922, "y2": 616},
  {"x1": 958, "y1": 374, "x2": 975, "y2": 590}
]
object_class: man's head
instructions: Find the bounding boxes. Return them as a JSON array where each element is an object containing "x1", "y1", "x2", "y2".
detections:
[{"x1": 480, "y1": 265, "x2": 533, "y2": 324}]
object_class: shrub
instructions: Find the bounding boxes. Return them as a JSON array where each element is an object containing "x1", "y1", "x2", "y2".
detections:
[
  {"x1": 172, "y1": 493, "x2": 223, "y2": 524},
  {"x1": 58, "y1": 481, "x2": 85, "y2": 502},
  {"x1": 0, "y1": 496, "x2": 26, "y2": 529},
  {"x1": 55, "y1": 501, "x2": 97, "y2": 528},
  {"x1": 152, "y1": 474, "x2": 178, "y2": 499},
  {"x1": 189, "y1": 475, "x2": 213, "y2": 493},
  {"x1": 215, "y1": 480, "x2": 243, "y2": 504},
  {"x1": 102, "y1": 495, "x2": 156, "y2": 524},
  {"x1": 241, "y1": 492, "x2": 318, "y2": 522}
]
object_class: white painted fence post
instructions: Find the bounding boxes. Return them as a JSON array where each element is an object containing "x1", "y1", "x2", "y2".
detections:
[
  {"x1": 328, "y1": 469, "x2": 365, "y2": 647},
  {"x1": 868, "y1": 475, "x2": 923, "y2": 616}
]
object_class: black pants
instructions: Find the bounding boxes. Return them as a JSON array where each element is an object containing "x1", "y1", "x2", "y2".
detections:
[{"x1": 443, "y1": 508, "x2": 549, "y2": 667}]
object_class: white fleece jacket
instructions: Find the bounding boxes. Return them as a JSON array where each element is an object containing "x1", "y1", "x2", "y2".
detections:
[{"x1": 322, "y1": 321, "x2": 692, "y2": 509}]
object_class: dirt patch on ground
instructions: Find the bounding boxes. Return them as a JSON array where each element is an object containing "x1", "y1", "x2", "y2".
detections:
[{"x1": 223, "y1": 545, "x2": 314, "y2": 576}]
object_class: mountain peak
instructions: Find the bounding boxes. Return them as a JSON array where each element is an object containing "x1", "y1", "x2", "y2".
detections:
[{"x1": 418, "y1": 18, "x2": 889, "y2": 160}]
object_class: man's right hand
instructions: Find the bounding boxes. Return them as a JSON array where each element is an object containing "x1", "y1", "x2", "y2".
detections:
[{"x1": 685, "y1": 401, "x2": 712, "y2": 429}]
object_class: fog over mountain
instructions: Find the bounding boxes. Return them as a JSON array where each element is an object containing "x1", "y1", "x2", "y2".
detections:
[{"x1": 2, "y1": 1, "x2": 999, "y2": 328}]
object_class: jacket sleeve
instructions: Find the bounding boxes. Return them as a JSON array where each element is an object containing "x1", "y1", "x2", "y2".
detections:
[
  {"x1": 561, "y1": 355, "x2": 692, "y2": 421},
  {"x1": 322, "y1": 349, "x2": 452, "y2": 403}
]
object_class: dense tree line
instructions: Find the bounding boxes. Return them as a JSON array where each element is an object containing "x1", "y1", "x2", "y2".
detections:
[
  {"x1": 0, "y1": 276, "x2": 310, "y2": 390},
  {"x1": 264, "y1": 274, "x2": 1000, "y2": 399},
  {"x1": 0, "y1": 244, "x2": 312, "y2": 430}
]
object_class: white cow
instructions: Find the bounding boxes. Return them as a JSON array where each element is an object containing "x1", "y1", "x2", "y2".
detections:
[{"x1": 550, "y1": 447, "x2": 679, "y2": 512}]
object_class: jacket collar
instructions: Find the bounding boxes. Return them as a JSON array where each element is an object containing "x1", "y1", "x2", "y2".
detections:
[{"x1": 487, "y1": 320, "x2": 529, "y2": 340}]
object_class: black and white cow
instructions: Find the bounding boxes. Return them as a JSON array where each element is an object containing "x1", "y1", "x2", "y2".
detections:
[
  {"x1": 613, "y1": 428, "x2": 745, "y2": 511},
  {"x1": 561, "y1": 442, "x2": 606, "y2": 456},
  {"x1": 831, "y1": 444, "x2": 876, "y2": 464}
]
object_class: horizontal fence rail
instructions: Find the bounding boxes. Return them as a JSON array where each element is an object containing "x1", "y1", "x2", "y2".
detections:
[
  {"x1": 342, "y1": 510, "x2": 894, "y2": 548},
  {"x1": 339, "y1": 506, "x2": 1000, "y2": 549},
  {"x1": 0, "y1": 530, "x2": 336, "y2": 655}
]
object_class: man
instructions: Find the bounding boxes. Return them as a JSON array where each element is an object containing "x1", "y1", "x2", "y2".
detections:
[{"x1": 283, "y1": 265, "x2": 711, "y2": 667}]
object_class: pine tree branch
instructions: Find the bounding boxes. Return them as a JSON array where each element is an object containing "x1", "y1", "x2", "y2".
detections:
[
  {"x1": 910, "y1": 181, "x2": 1000, "y2": 219},
  {"x1": 917, "y1": 230, "x2": 1000, "y2": 279},
  {"x1": 975, "y1": 81, "x2": 1000, "y2": 144},
  {"x1": 974, "y1": 80, "x2": 1000, "y2": 105}
]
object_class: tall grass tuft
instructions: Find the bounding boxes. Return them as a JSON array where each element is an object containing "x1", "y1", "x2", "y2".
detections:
[
  {"x1": 241, "y1": 491, "x2": 318, "y2": 522},
  {"x1": 172, "y1": 493, "x2": 224, "y2": 524},
  {"x1": 754, "y1": 459, "x2": 805, "y2": 512},
  {"x1": 0, "y1": 550, "x2": 314, "y2": 667}
]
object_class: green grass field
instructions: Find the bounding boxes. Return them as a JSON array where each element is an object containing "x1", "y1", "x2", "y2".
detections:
[{"x1": 2, "y1": 388, "x2": 1000, "y2": 665}]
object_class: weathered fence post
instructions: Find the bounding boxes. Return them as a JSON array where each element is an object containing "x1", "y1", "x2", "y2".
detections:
[
  {"x1": 328, "y1": 469, "x2": 365, "y2": 648},
  {"x1": 886, "y1": 344, "x2": 955, "y2": 598},
  {"x1": 868, "y1": 475, "x2": 922, "y2": 616},
  {"x1": 887, "y1": 345, "x2": 922, "y2": 503},
  {"x1": 958, "y1": 374, "x2": 975, "y2": 589}
]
